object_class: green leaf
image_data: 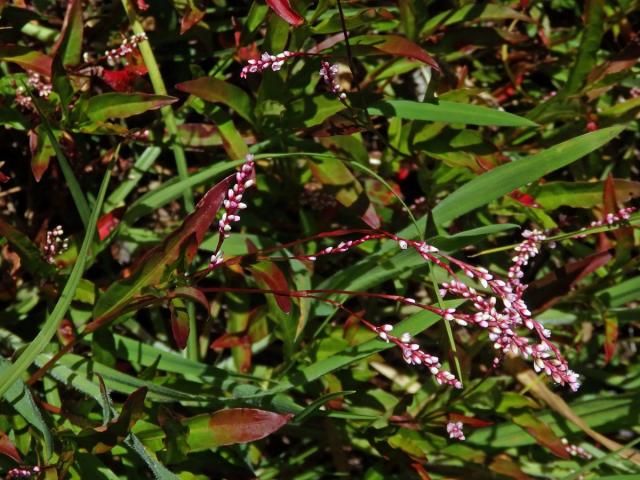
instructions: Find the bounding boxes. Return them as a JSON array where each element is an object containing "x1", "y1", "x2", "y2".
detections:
[
  {"x1": 176, "y1": 77, "x2": 255, "y2": 125},
  {"x1": 85, "y1": 93, "x2": 178, "y2": 122},
  {"x1": 0, "y1": 358, "x2": 53, "y2": 459},
  {"x1": 0, "y1": 163, "x2": 113, "y2": 401},
  {"x1": 0, "y1": 46, "x2": 52, "y2": 76},
  {"x1": 368, "y1": 99, "x2": 538, "y2": 127},
  {"x1": 55, "y1": 0, "x2": 83, "y2": 67},
  {"x1": 562, "y1": 0, "x2": 605, "y2": 96},
  {"x1": 433, "y1": 125, "x2": 625, "y2": 226}
]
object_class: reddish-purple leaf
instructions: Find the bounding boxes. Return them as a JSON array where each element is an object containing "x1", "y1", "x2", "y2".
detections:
[
  {"x1": 512, "y1": 412, "x2": 569, "y2": 459},
  {"x1": 448, "y1": 413, "x2": 494, "y2": 428},
  {"x1": 29, "y1": 126, "x2": 54, "y2": 182},
  {"x1": 170, "y1": 297, "x2": 190, "y2": 350},
  {"x1": 249, "y1": 261, "x2": 292, "y2": 313},
  {"x1": 0, "y1": 431, "x2": 22, "y2": 463},
  {"x1": 185, "y1": 408, "x2": 293, "y2": 449},
  {"x1": 266, "y1": 0, "x2": 305, "y2": 26},
  {"x1": 180, "y1": 5, "x2": 205, "y2": 34},
  {"x1": 604, "y1": 311, "x2": 618, "y2": 363},
  {"x1": 509, "y1": 189, "x2": 540, "y2": 208},
  {"x1": 0, "y1": 170, "x2": 9, "y2": 183},
  {"x1": 352, "y1": 35, "x2": 440, "y2": 70},
  {"x1": 170, "y1": 286, "x2": 210, "y2": 313}
]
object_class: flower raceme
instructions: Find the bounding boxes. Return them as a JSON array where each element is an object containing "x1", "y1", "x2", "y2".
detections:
[{"x1": 240, "y1": 51, "x2": 346, "y2": 99}]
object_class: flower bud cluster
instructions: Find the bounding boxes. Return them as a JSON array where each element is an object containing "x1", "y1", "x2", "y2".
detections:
[
  {"x1": 218, "y1": 154, "x2": 255, "y2": 239},
  {"x1": 105, "y1": 33, "x2": 147, "y2": 66},
  {"x1": 374, "y1": 324, "x2": 462, "y2": 388},
  {"x1": 7, "y1": 465, "x2": 41, "y2": 479},
  {"x1": 43, "y1": 225, "x2": 69, "y2": 264},
  {"x1": 15, "y1": 73, "x2": 52, "y2": 109},
  {"x1": 446, "y1": 421, "x2": 465, "y2": 440},
  {"x1": 562, "y1": 438, "x2": 592, "y2": 459},
  {"x1": 240, "y1": 51, "x2": 295, "y2": 78},
  {"x1": 319, "y1": 61, "x2": 347, "y2": 100},
  {"x1": 576, "y1": 206, "x2": 635, "y2": 238}
]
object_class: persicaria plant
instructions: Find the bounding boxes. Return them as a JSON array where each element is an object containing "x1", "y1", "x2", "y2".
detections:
[{"x1": 0, "y1": 0, "x2": 639, "y2": 478}]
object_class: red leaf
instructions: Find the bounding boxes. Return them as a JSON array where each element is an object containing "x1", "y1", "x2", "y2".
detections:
[
  {"x1": 136, "y1": 0, "x2": 149, "y2": 11},
  {"x1": 181, "y1": 5, "x2": 205, "y2": 34},
  {"x1": 410, "y1": 463, "x2": 432, "y2": 480},
  {"x1": 169, "y1": 286, "x2": 210, "y2": 313},
  {"x1": 604, "y1": 311, "x2": 618, "y2": 363},
  {"x1": 512, "y1": 412, "x2": 570, "y2": 459},
  {"x1": 266, "y1": 0, "x2": 305, "y2": 26},
  {"x1": 361, "y1": 35, "x2": 439, "y2": 71},
  {"x1": 0, "y1": 430, "x2": 22, "y2": 463},
  {"x1": 0, "y1": 170, "x2": 9, "y2": 183},
  {"x1": 448, "y1": 413, "x2": 494, "y2": 428},
  {"x1": 97, "y1": 207, "x2": 125, "y2": 241},
  {"x1": 206, "y1": 408, "x2": 293, "y2": 446},
  {"x1": 509, "y1": 189, "x2": 540, "y2": 208},
  {"x1": 170, "y1": 298, "x2": 190, "y2": 350},
  {"x1": 249, "y1": 261, "x2": 292, "y2": 313},
  {"x1": 101, "y1": 65, "x2": 148, "y2": 92}
]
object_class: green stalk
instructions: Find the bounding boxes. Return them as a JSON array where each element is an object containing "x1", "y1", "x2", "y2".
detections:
[
  {"x1": 0, "y1": 162, "x2": 113, "y2": 399},
  {"x1": 120, "y1": 0, "x2": 194, "y2": 212}
]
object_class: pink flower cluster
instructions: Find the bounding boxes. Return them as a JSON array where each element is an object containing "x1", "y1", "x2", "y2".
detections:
[
  {"x1": 210, "y1": 154, "x2": 255, "y2": 268},
  {"x1": 576, "y1": 206, "x2": 635, "y2": 238},
  {"x1": 6, "y1": 465, "x2": 41, "y2": 479},
  {"x1": 375, "y1": 323, "x2": 462, "y2": 388},
  {"x1": 319, "y1": 61, "x2": 346, "y2": 100},
  {"x1": 292, "y1": 227, "x2": 580, "y2": 391},
  {"x1": 43, "y1": 225, "x2": 69, "y2": 264},
  {"x1": 562, "y1": 438, "x2": 592, "y2": 459},
  {"x1": 447, "y1": 421, "x2": 465, "y2": 440},
  {"x1": 15, "y1": 73, "x2": 52, "y2": 110},
  {"x1": 240, "y1": 51, "x2": 295, "y2": 78},
  {"x1": 105, "y1": 33, "x2": 147, "y2": 66}
]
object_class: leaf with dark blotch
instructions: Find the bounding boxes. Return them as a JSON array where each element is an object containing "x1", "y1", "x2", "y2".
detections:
[
  {"x1": 266, "y1": 0, "x2": 304, "y2": 26},
  {"x1": 186, "y1": 408, "x2": 293, "y2": 449},
  {"x1": 176, "y1": 77, "x2": 255, "y2": 125},
  {"x1": 249, "y1": 261, "x2": 292, "y2": 314},
  {"x1": 511, "y1": 412, "x2": 569, "y2": 459},
  {"x1": 0, "y1": 430, "x2": 22, "y2": 463},
  {"x1": 93, "y1": 175, "x2": 232, "y2": 319},
  {"x1": 85, "y1": 93, "x2": 177, "y2": 122},
  {"x1": 525, "y1": 251, "x2": 612, "y2": 312},
  {"x1": 0, "y1": 46, "x2": 52, "y2": 76}
]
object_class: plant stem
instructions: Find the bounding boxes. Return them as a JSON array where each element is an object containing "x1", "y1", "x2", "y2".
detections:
[{"x1": 120, "y1": 0, "x2": 194, "y2": 212}]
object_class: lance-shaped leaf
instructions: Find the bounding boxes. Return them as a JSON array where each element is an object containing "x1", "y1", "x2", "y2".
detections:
[
  {"x1": 170, "y1": 409, "x2": 292, "y2": 451},
  {"x1": 349, "y1": 35, "x2": 439, "y2": 70},
  {"x1": 94, "y1": 175, "x2": 232, "y2": 318},
  {"x1": 29, "y1": 124, "x2": 58, "y2": 182},
  {"x1": 52, "y1": 0, "x2": 83, "y2": 67},
  {"x1": 266, "y1": 0, "x2": 304, "y2": 26},
  {"x1": 249, "y1": 261, "x2": 292, "y2": 314},
  {"x1": 529, "y1": 179, "x2": 640, "y2": 210},
  {"x1": 511, "y1": 412, "x2": 570, "y2": 459},
  {"x1": 603, "y1": 311, "x2": 618, "y2": 364},
  {"x1": 0, "y1": 431, "x2": 22, "y2": 463},
  {"x1": 170, "y1": 297, "x2": 190, "y2": 350},
  {"x1": 180, "y1": 2, "x2": 205, "y2": 34},
  {"x1": 368, "y1": 99, "x2": 537, "y2": 127},
  {"x1": 85, "y1": 93, "x2": 177, "y2": 122},
  {"x1": 176, "y1": 77, "x2": 255, "y2": 125},
  {"x1": 0, "y1": 46, "x2": 52, "y2": 76},
  {"x1": 308, "y1": 156, "x2": 380, "y2": 229}
]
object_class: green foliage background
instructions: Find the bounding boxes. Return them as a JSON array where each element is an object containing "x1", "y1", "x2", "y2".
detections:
[{"x1": 0, "y1": 0, "x2": 639, "y2": 478}]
